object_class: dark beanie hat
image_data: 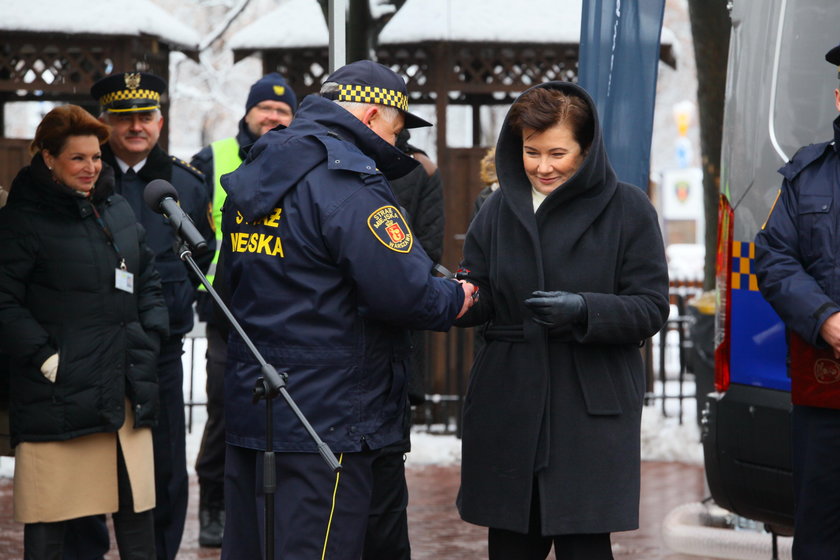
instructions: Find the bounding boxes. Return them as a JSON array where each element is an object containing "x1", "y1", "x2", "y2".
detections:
[{"x1": 245, "y1": 73, "x2": 298, "y2": 114}]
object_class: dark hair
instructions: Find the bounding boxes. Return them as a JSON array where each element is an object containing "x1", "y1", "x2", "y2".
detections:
[
  {"x1": 507, "y1": 88, "x2": 594, "y2": 152},
  {"x1": 30, "y1": 104, "x2": 110, "y2": 156}
]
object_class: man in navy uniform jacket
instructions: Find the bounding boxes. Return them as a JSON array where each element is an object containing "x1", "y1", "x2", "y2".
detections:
[
  {"x1": 219, "y1": 60, "x2": 476, "y2": 559},
  {"x1": 754, "y1": 42, "x2": 840, "y2": 559}
]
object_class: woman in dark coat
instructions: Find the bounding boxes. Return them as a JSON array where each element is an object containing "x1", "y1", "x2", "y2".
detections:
[
  {"x1": 455, "y1": 82, "x2": 670, "y2": 559},
  {"x1": 0, "y1": 105, "x2": 169, "y2": 559}
]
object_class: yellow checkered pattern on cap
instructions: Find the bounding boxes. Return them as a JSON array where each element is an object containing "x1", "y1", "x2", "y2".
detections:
[
  {"x1": 98, "y1": 88, "x2": 161, "y2": 107},
  {"x1": 337, "y1": 84, "x2": 408, "y2": 111}
]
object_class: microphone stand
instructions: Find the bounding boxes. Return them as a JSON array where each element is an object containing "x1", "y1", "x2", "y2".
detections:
[{"x1": 174, "y1": 240, "x2": 342, "y2": 559}]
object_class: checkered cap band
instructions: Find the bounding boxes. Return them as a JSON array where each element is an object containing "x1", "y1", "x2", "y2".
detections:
[
  {"x1": 98, "y1": 88, "x2": 161, "y2": 107},
  {"x1": 337, "y1": 84, "x2": 408, "y2": 111}
]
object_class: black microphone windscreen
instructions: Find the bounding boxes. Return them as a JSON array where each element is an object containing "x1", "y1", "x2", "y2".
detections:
[{"x1": 143, "y1": 179, "x2": 179, "y2": 213}]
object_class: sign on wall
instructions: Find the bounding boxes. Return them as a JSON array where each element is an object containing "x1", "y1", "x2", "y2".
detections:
[{"x1": 661, "y1": 167, "x2": 703, "y2": 220}]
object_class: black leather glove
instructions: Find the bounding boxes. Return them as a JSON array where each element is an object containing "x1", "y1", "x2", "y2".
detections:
[{"x1": 524, "y1": 290, "x2": 587, "y2": 328}]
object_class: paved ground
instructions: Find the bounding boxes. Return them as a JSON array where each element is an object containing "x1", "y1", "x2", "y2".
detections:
[{"x1": 0, "y1": 460, "x2": 713, "y2": 559}]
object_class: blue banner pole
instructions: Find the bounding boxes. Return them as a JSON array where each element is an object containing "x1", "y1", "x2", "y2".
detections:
[{"x1": 578, "y1": 0, "x2": 666, "y2": 190}]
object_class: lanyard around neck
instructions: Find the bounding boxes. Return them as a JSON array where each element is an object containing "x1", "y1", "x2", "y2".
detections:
[{"x1": 90, "y1": 204, "x2": 127, "y2": 271}]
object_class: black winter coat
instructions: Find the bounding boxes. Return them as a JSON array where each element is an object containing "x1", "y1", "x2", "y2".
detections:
[
  {"x1": 389, "y1": 147, "x2": 444, "y2": 264},
  {"x1": 0, "y1": 156, "x2": 169, "y2": 446},
  {"x1": 389, "y1": 148, "x2": 445, "y2": 407},
  {"x1": 455, "y1": 82, "x2": 670, "y2": 535}
]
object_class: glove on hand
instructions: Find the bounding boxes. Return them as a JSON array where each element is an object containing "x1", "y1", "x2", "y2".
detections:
[
  {"x1": 40, "y1": 353, "x2": 59, "y2": 383},
  {"x1": 524, "y1": 290, "x2": 586, "y2": 328}
]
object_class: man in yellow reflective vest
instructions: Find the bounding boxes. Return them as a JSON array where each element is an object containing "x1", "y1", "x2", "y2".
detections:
[{"x1": 189, "y1": 72, "x2": 297, "y2": 547}]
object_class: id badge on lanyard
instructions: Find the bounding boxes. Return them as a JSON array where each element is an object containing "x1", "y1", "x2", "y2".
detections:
[
  {"x1": 92, "y1": 205, "x2": 134, "y2": 294},
  {"x1": 115, "y1": 258, "x2": 134, "y2": 293}
]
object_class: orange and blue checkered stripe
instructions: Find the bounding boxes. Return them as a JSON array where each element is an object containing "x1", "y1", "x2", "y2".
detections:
[{"x1": 731, "y1": 241, "x2": 759, "y2": 291}]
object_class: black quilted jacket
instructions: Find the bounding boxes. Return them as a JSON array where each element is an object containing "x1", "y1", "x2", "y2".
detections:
[{"x1": 0, "y1": 155, "x2": 169, "y2": 445}]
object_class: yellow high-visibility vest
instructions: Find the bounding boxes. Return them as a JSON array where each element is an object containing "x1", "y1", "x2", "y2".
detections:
[{"x1": 199, "y1": 137, "x2": 242, "y2": 289}]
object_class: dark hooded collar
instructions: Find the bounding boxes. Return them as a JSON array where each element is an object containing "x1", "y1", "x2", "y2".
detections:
[
  {"x1": 223, "y1": 95, "x2": 419, "y2": 221},
  {"x1": 8, "y1": 152, "x2": 115, "y2": 213},
  {"x1": 289, "y1": 95, "x2": 417, "y2": 181},
  {"x1": 236, "y1": 117, "x2": 260, "y2": 159},
  {"x1": 495, "y1": 82, "x2": 617, "y2": 225}
]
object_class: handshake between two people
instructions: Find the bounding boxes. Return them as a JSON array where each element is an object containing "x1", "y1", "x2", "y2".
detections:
[{"x1": 456, "y1": 280, "x2": 479, "y2": 319}]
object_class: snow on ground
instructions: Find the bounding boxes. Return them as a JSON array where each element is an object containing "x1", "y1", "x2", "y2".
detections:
[{"x1": 641, "y1": 389, "x2": 703, "y2": 465}]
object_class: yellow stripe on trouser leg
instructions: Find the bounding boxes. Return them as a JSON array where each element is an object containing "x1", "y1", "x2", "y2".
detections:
[{"x1": 321, "y1": 453, "x2": 344, "y2": 560}]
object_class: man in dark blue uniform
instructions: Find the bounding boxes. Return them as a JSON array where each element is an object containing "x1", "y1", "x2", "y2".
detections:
[
  {"x1": 190, "y1": 72, "x2": 298, "y2": 548},
  {"x1": 219, "y1": 60, "x2": 476, "y2": 559},
  {"x1": 754, "y1": 43, "x2": 840, "y2": 559},
  {"x1": 64, "y1": 72, "x2": 214, "y2": 560}
]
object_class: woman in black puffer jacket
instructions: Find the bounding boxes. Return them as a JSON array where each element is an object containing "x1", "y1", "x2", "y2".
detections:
[{"x1": 0, "y1": 104, "x2": 168, "y2": 559}]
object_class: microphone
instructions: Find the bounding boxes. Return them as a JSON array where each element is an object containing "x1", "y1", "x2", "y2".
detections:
[{"x1": 143, "y1": 179, "x2": 208, "y2": 254}]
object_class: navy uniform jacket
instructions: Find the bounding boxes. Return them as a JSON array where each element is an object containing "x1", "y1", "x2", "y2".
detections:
[
  {"x1": 220, "y1": 95, "x2": 464, "y2": 453},
  {"x1": 755, "y1": 115, "x2": 840, "y2": 345},
  {"x1": 103, "y1": 144, "x2": 215, "y2": 336}
]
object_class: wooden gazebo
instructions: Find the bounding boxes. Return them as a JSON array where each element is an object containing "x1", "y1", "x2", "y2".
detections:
[{"x1": 0, "y1": 0, "x2": 200, "y2": 188}]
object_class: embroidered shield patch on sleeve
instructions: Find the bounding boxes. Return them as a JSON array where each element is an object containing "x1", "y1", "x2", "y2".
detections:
[{"x1": 367, "y1": 205, "x2": 414, "y2": 253}]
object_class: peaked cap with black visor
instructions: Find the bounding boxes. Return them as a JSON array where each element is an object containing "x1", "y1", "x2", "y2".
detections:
[
  {"x1": 321, "y1": 60, "x2": 432, "y2": 129},
  {"x1": 91, "y1": 72, "x2": 166, "y2": 113},
  {"x1": 827, "y1": 42, "x2": 840, "y2": 78}
]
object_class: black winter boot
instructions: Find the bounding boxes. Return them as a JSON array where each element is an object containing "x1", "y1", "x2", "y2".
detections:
[
  {"x1": 112, "y1": 509, "x2": 155, "y2": 560},
  {"x1": 198, "y1": 484, "x2": 225, "y2": 548}
]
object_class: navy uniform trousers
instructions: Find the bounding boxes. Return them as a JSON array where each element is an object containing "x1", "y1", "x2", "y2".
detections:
[
  {"x1": 195, "y1": 323, "x2": 227, "y2": 502},
  {"x1": 222, "y1": 444, "x2": 379, "y2": 560},
  {"x1": 792, "y1": 404, "x2": 840, "y2": 560},
  {"x1": 152, "y1": 335, "x2": 189, "y2": 559}
]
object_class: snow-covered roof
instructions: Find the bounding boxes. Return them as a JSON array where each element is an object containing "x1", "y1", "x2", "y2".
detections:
[
  {"x1": 379, "y1": 0, "x2": 674, "y2": 47},
  {"x1": 228, "y1": 0, "x2": 329, "y2": 51},
  {"x1": 1, "y1": 0, "x2": 200, "y2": 51},
  {"x1": 379, "y1": 0, "x2": 584, "y2": 44}
]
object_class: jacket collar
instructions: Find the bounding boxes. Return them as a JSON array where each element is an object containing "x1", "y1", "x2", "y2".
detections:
[
  {"x1": 291, "y1": 95, "x2": 417, "y2": 180},
  {"x1": 236, "y1": 117, "x2": 260, "y2": 159},
  {"x1": 102, "y1": 143, "x2": 172, "y2": 183},
  {"x1": 223, "y1": 95, "x2": 419, "y2": 221},
  {"x1": 8, "y1": 153, "x2": 115, "y2": 216}
]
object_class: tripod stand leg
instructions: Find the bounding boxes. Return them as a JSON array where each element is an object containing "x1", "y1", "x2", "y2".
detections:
[{"x1": 263, "y1": 384, "x2": 276, "y2": 560}]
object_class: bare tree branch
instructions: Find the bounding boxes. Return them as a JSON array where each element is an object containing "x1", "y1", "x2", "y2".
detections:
[{"x1": 199, "y1": 0, "x2": 252, "y2": 51}]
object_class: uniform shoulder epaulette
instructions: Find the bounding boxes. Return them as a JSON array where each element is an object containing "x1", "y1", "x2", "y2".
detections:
[
  {"x1": 170, "y1": 155, "x2": 205, "y2": 180},
  {"x1": 779, "y1": 141, "x2": 833, "y2": 182}
]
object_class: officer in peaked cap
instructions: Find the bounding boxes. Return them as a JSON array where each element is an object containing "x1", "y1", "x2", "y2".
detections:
[
  {"x1": 218, "y1": 59, "x2": 474, "y2": 559},
  {"x1": 827, "y1": 42, "x2": 840, "y2": 78},
  {"x1": 753, "y1": 43, "x2": 840, "y2": 559},
  {"x1": 61, "y1": 72, "x2": 215, "y2": 560},
  {"x1": 91, "y1": 71, "x2": 167, "y2": 113}
]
